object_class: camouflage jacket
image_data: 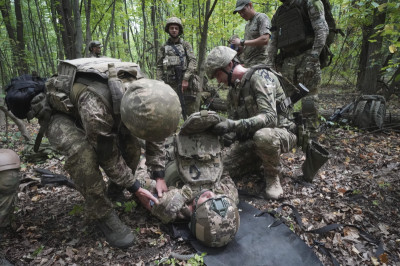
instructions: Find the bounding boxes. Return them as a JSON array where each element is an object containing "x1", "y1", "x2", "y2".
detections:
[
  {"x1": 268, "y1": 0, "x2": 329, "y2": 64},
  {"x1": 227, "y1": 68, "x2": 294, "y2": 138},
  {"x1": 243, "y1": 12, "x2": 272, "y2": 67},
  {"x1": 151, "y1": 173, "x2": 238, "y2": 224},
  {"x1": 156, "y1": 38, "x2": 197, "y2": 84}
]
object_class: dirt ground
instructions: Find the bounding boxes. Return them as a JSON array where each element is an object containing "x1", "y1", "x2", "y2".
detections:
[{"x1": 1, "y1": 85, "x2": 399, "y2": 266}]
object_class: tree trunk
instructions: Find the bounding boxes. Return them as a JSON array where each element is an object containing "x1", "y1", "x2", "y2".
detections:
[
  {"x1": 197, "y1": 0, "x2": 218, "y2": 89},
  {"x1": 73, "y1": 0, "x2": 83, "y2": 58},
  {"x1": 150, "y1": 3, "x2": 159, "y2": 78},
  {"x1": 56, "y1": 0, "x2": 76, "y2": 59},
  {"x1": 15, "y1": 0, "x2": 28, "y2": 74},
  {"x1": 356, "y1": 3, "x2": 386, "y2": 94},
  {"x1": 83, "y1": 0, "x2": 92, "y2": 57},
  {"x1": 103, "y1": 0, "x2": 116, "y2": 57}
]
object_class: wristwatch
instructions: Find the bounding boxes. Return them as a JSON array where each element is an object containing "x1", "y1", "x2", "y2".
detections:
[{"x1": 240, "y1": 39, "x2": 245, "y2": 46}]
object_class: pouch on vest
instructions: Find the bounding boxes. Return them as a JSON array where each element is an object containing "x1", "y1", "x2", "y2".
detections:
[
  {"x1": 175, "y1": 111, "x2": 223, "y2": 186},
  {"x1": 352, "y1": 95, "x2": 386, "y2": 129}
]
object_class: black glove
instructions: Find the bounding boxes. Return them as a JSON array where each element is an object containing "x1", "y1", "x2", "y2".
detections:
[
  {"x1": 27, "y1": 93, "x2": 52, "y2": 121},
  {"x1": 212, "y1": 119, "x2": 237, "y2": 136}
]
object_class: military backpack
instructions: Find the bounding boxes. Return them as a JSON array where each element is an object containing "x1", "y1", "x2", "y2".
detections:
[{"x1": 352, "y1": 95, "x2": 386, "y2": 129}]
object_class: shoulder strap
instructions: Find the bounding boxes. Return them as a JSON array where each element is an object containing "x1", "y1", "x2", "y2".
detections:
[{"x1": 170, "y1": 44, "x2": 185, "y2": 68}]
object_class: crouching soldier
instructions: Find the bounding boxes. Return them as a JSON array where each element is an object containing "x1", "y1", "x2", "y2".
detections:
[
  {"x1": 6, "y1": 57, "x2": 182, "y2": 248},
  {"x1": 204, "y1": 46, "x2": 329, "y2": 200},
  {"x1": 149, "y1": 111, "x2": 240, "y2": 247}
]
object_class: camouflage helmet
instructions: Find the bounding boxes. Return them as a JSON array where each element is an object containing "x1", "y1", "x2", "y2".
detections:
[
  {"x1": 120, "y1": 78, "x2": 181, "y2": 142},
  {"x1": 88, "y1": 40, "x2": 102, "y2": 52},
  {"x1": 205, "y1": 46, "x2": 237, "y2": 78},
  {"x1": 165, "y1": 17, "x2": 184, "y2": 35},
  {"x1": 190, "y1": 194, "x2": 240, "y2": 247},
  {"x1": 0, "y1": 149, "x2": 20, "y2": 172}
]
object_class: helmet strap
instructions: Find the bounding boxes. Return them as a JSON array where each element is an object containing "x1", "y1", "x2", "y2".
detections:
[{"x1": 222, "y1": 61, "x2": 239, "y2": 87}]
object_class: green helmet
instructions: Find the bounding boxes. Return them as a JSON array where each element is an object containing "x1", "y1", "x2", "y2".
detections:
[
  {"x1": 120, "y1": 79, "x2": 181, "y2": 142},
  {"x1": 0, "y1": 149, "x2": 20, "y2": 172},
  {"x1": 190, "y1": 194, "x2": 240, "y2": 247},
  {"x1": 205, "y1": 46, "x2": 237, "y2": 78},
  {"x1": 88, "y1": 40, "x2": 102, "y2": 52},
  {"x1": 165, "y1": 17, "x2": 184, "y2": 35}
]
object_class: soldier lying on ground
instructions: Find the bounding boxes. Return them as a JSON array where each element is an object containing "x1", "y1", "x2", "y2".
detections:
[
  {"x1": 5, "y1": 58, "x2": 182, "y2": 249},
  {"x1": 138, "y1": 111, "x2": 240, "y2": 247}
]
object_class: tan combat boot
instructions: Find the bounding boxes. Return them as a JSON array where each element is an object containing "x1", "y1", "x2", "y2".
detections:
[{"x1": 264, "y1": 175, "x2": 283, "y2": 200}]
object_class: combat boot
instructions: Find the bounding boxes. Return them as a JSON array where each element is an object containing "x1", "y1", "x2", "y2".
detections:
[
  {"x1": 264, "y1": 175, "x2": 283, "y2": 200},
  {"x1": 97, "y1": 210, "x2": 136, "y2": 248}
]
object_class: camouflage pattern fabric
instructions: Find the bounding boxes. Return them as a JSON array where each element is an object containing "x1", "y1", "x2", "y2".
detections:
[
  {"x1": 0, "y1": 170, "x2": 19, "y2": 228},
  {"x1": 88, "y1": 52, "x2": 100, "y2": 58},
  {"x1": 156, "y1": 38, "x2": 200, "y2": 115},
  {"x1": 224, "y1": 68, "x2": 297, "y2": 180},
  {"x1": 242, "y1": 12, "x2": 272, "y2": 67},
  {"x1": 44, "y1": 88, "x2": 165, "y2": 220},
  {"x1": 268, "y1": 0, "x2": 329, "y2": 133},
  {"x1": 151, "y1": 172, "x2": 239, "y2": 224}
]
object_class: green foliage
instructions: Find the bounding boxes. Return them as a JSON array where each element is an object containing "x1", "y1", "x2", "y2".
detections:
[
  {"x1": 123, "y1": 200, "x2": 137, "y2": 213},
  {"x1": 69, "y1": 204, "x2": 84, "y2": 216},
  {"x1": 32, "y1": 245, "x2": 44, "y2": 257},
  {"x1": 188, "y1": 252, "x2": 207, "y2": 265}
]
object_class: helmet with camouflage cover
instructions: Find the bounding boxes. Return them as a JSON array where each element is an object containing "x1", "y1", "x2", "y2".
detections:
[
  {"x1": 88, "y1": 40, "x2": 102, "y2": 52},
  {"x1": 120, "y1": 78, "x2": 181, "y2": 142},
  {"x1": 0, "y1": 149, "x2": 20, "y2": 172},
  {"x1": 205, "y1": 46, "x2": 237, "y2": 78},
  {"x1": 165, "y1": 17, "x2": 184, "y2": 35},
  {"x1": 190, "y1": 193, "x2": 240, "y2": 247}
]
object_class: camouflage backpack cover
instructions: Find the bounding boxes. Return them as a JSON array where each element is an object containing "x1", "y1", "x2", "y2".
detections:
[
  {"x1": 166, "y1": 110, "x2": 223, "y2": 187},
  {"x1": 46, "y1": 57, "x2": 143, "y2": 115},
  {"x1": 352, "y1": 95, "x2": 386, "y2": 129}
]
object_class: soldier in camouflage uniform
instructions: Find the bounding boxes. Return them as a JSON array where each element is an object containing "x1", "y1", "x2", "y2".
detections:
[
  {"x1": 231, "y1": 0, "x2": 271, "y2": 67},
  {"x1": 88, "y1": 41, "x2": 103, "y2": 58},
  {"x1": 0, "y1": 149, "x2": 20, "y2": 231},
  {"x1": 157, "y1": 17, "x2": 201, "y2": 117},
  {"x1": 267, "y1": 0, "x2": 329, "y2": 135},
  {"x1": 26, "y1": 58, "x2": 181, "y2": 248},
  {"x1": 147, "y1": 111, "x2": 240, "y2": 247},
  {"x1": 205, "y1": 46, "x2": 297, "y2": 199}
]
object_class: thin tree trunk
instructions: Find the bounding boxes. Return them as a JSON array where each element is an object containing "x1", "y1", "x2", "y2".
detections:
[
  {"x1": 73, "y1": 0, "x2": 83, "y2": 58},
  {"x1": 103, "y1": 0, "x2": 116, "y2": 57},
  {"x1": 83, "y1": 0, "x2": 92, "y2": 57}
]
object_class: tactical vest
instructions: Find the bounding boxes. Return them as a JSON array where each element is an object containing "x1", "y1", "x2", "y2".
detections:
[
  {"x1": 46, "y1": 58, "x2": 142, "y2": 116},
  {"x1": 275, "y1": 0, "x2": 314, "y2": 53},
  {"x1": 163, "y1": 43, "x2": 187, "y2": 82},
  {"x1": 230, "y1": 66, "x2": 289, "y2": 120},
  {"x1": 165, "y1": 111, "x2": 223, "y2": 191}
]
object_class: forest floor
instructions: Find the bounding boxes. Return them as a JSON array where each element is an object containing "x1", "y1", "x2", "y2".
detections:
[{"x1": 1, "y1": 85, "x2": 400, "y2": 266}]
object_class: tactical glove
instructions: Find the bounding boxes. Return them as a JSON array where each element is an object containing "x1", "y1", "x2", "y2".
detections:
[
  {"x1": 212, "y1": 119, "x2": 238, "y2": 136},
  {"x1": 27, "y1": 93, "x2": 52, "y2": 122}
]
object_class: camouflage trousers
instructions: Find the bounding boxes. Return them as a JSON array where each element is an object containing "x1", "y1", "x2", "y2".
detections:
[
  {"x1": 223, "y1": 127, "x2": 297, "y2": 180},
  {"x1": 279, "y1": 51, "x2": 322, "y2": 133},
  {"x1": 46, "y1": 113, "x2": 141, "y2": 220},
  {"x1": 0, "y1": 170, "x2": 19, "y2": 228},
  {"x1": 168, "y1": 80, "x2": 201, "y2": 117}
]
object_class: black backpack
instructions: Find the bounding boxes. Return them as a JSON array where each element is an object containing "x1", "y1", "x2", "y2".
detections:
[
  {"x1": 352, "y1": 95, "x2": 386, "y2": 129},
  {"x1": 5, "y1": 74, "x2": 46, "y2": 119}
]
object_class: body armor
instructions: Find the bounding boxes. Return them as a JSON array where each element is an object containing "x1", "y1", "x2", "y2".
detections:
[
  {"x1": 163, "y1": 44, "x2": 188, "y2": 83},
  {"x1": 275, "y1": 0, "x2": 314, "y2": 53}
]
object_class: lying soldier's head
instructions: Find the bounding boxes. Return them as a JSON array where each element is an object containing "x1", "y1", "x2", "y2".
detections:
[{"x1": 189, "y1": 190, "x2": 240, "y2": 247}]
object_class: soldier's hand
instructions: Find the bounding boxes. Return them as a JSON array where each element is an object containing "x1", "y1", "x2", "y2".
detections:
[
  {"x1": 135, "y1": 187, "x2": 159, "y2": 211},
  {"x1": 27, "y1": 93, "x2": 52, "y2": 121},
  {"x1": 155, "y1": 178, "x2": 168, "y2": 198},
  {"x1": 231, "y1": 37, "x2": 240, "y2": 46},
  {"x1": 182, "y1": 79, "x2": 189, "y2": 91},
  {"x1": 212, "y1": 119, "x2": 237, "y2": 136}
]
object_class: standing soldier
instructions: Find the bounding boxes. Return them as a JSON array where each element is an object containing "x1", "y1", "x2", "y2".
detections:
[
  {"x1": 88, "y1": 41, "x2": 103, "y2": 58},
  {"x1": 230, "y1": 0, "x2": 272, "y2": 67},
  {"x1": 157, "y1": 17, "x2": 201, "y2": 119},
  {"x1": 267, "y1": 0, "x2": 329, "y2": 136}
]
